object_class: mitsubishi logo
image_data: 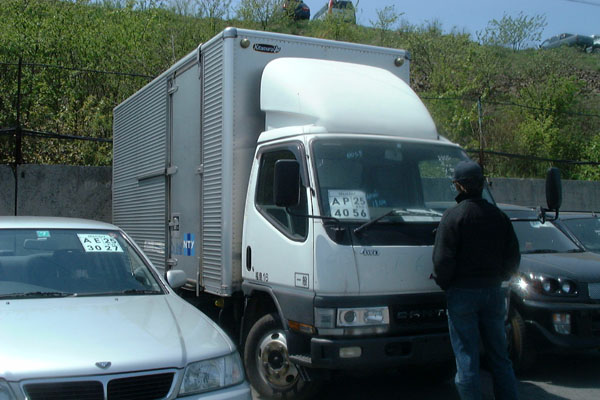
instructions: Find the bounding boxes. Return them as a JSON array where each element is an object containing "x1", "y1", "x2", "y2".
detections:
[{"x1": 95, "y1": 361, "x2": 112, "y2": 369}]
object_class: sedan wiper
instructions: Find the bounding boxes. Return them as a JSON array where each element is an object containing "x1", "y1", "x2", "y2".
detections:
[
  {"x1": 0, "y1": 291, "x2": 76, "y2": 299},
  {"x1": 523, "y1": 249, "x2": 560, "y2": 254},
  {"x1": 566, "y1": 248, "x2": 585, "y2": 253},
  {"x1": 119, "y1": 289, "x2": 162, "y2": 295}
]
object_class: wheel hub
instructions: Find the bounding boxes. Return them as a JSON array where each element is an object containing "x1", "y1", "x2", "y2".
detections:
[{"x1": 257, "y1": 330, "x2": 299, "y2": 388}]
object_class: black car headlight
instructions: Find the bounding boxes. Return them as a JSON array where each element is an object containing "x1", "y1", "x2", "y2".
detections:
[{"x1": 514, "y1": 273, "x2": 578, "y2": 296}]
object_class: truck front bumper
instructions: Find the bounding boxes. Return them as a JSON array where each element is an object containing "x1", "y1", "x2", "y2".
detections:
[{"x1": 289, "y1": 332, "x2": 453, "y2": 369}]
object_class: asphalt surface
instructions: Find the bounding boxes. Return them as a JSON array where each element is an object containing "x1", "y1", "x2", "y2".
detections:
[{"x1": 252, "y1": 350, "x2": 600, "y2": 399}]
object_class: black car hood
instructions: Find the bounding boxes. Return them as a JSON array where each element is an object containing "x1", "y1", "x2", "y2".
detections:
[{"x1": 520, "y1": 251, "x2": 600, "y2": 282}]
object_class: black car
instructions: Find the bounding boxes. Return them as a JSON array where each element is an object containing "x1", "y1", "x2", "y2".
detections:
[
  {"x1": 282, "y1": 0, "x2": 310, "y2": 20},
  {"x1": 552, "y1": 212, "x2": 600, "y2": 254},
  {"x1": 540, "y1": 33, "x2": 594, "y2": 51},
  {"x1": 501, "y1": 205, "x2": 600, "y2": 373}
]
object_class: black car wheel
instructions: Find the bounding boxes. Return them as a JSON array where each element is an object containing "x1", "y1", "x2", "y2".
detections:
[{"x1": 508, "y1": 309, "x2": 536, "y2": 374}]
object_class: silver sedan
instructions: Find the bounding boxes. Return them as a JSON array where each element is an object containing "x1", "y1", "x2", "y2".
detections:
[{"x1": 0, "y1": 216, "x2": 251, "y2": 400}]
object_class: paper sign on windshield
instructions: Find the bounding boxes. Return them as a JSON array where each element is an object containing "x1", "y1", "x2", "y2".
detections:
[
  {"x1": 328, "y1": 190, "x2": 370, "y2": 220},
  {"x1": 78, "y1": 234, "x2": 124, "y2": 252}
]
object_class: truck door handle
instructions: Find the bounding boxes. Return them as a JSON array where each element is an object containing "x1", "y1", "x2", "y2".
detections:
[{"x1": 246, "y1": 246, "x2": 252, "y2": 271}]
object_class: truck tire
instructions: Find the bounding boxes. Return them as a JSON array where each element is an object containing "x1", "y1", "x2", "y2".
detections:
[
  {"x1": 244, "y1": 313, "x2": 319, "y2": 399},
  {"x1": 508, "y1": 309, "x2": 536, "y2": 374}
]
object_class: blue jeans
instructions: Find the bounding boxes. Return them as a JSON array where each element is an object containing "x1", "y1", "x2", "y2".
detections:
[{"x1": 446, "y1": 287, "x2": 518, "y2": 400}]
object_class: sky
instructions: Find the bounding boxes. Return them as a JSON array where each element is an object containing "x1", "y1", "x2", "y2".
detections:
[{"x1": 302, "y1": 0, "x2": 600, "y2": 42}]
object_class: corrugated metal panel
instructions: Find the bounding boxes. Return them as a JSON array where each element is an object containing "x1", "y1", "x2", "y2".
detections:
[
  {"x1": 113, "y1": 76, "x2": 168, "y2": 270},
  {"x1": 201, "y1": 39, "x2": 224, "y2": 294}
]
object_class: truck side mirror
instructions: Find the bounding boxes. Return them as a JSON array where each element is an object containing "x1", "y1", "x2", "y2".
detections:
[
  {"x1": 545, "y1": 167, "x2": 562, "y2": 211},
  {"x1": 274, "y1": 159, "x2": 301, "y2": 208}
]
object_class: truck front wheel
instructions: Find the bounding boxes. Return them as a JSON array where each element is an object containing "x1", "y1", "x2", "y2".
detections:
[{"x1": 244, "y1": 313, "x2": 319, "y2": 399}]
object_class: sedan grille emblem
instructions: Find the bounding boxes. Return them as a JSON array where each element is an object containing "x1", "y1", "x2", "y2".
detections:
[{"x1": 95, "y1": 361, "x2": 112, "y2": 369}]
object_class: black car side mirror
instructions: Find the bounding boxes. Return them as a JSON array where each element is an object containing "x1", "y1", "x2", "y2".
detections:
[{"x1": 546, "y1": 167, "x2": 562, "y2": 212}]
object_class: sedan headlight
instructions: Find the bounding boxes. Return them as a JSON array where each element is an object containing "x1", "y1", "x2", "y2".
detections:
[
  {"x1": 179, "y1": 352, "x2": 245, "y2": 395},
  {"x1": 0, "y1": 380, "x2": 15, "y2": 400}
]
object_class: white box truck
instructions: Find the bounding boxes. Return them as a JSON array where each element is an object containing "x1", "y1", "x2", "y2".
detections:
[{"x1": 113, "y1": 27, "x2": 488, "y2": 398}]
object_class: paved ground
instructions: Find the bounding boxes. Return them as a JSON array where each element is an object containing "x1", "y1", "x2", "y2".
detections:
[{"x1": 252, "y1": 350, "x2": 600, "y2": 399}]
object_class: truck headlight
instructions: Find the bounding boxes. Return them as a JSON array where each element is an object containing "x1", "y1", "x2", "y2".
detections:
[
  {"x1": 337, "y1": 307, "x2": 390, "y2": 327},
  {"x1": 179, "y1": 352, "x2": 245, "y2": 395},
  {"x1": 0, "y1": 380, "x2": 15, "y2": 400},
  {"x1": 315, "y1": 306, "x2": 390, "y2": 335}
]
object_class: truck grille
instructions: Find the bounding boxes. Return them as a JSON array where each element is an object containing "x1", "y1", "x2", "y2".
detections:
[{"x1": 24, "y1": 372, "x2": 175, "y2": 400}]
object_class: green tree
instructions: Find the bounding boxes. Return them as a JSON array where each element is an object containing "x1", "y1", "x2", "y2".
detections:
[
  {"x1": 370, "y1": 5, "x2": 402, "y2": 46},
  {"x1": 236, "y1": 0, "x2": 279, "y2": 30},
  {"x1": 477, "y1": 12, "x2": 547, "y2": 51}
]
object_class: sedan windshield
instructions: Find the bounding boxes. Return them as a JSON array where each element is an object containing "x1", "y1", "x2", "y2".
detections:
[
  {"x1": 511, "y1": 221, "x2": 581, "y2": 254},
  {"x1": 0, "y1": 229, "x2": 163, "y2": 298},
  {"x1": 312, "y1": 138, "x2": 492, "y2": 224},
  {"x1": 560, "y1": 217, "x2": 600, "y2": 253}
]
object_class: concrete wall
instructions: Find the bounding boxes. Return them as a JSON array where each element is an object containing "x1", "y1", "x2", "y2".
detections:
[
  {"x1": 1, "y1": 165, "x2": 600, "y2": 223},
  {"x1": 0, "y1": 165, "x2": 112, "y2": 222},
  {"x1": 489, "y1": 177, "x2": 600, "y2": 211}
]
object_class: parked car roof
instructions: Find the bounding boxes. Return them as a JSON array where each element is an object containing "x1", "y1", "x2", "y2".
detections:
[{"x1": 0, "y1": 215, "x2": 116, "y2": 230}]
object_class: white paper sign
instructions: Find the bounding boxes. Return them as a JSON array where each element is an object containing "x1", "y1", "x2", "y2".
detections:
[
  {"x1": 78, "y1": 234, "x2": 124, "y2": 253},
  {"x1": 328, "y1": 190, "x2": 370, "y2": 220}
]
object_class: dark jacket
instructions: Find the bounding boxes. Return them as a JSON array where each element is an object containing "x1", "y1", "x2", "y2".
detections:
[{"x1": 432, "y1": 193, "x2": 520, "y2": 290}]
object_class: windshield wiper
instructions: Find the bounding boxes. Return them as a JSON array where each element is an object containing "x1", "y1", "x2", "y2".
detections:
[
  {"x1": 354, "y1": 208, "x2": 443, "y2": 235},
  {"x1": 523, "y1": 249, "x2": 560, "y2": 254},
  {"x1": 119, "y1": 289, "x2": 162, "y2": 295},
  {"x1": 354, "y1": 210, "x2": 396, "y2": 235},
  {"x1": 0, "y1": 291, "x2": 76, "y2": 299}
]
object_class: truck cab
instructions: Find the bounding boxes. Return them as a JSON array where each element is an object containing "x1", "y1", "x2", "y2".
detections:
[{"x1": 238, "y1": 57, "x2": 488, "y2": 396}]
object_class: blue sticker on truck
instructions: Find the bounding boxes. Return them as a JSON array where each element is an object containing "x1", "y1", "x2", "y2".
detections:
[
  {"x1": 173, "y1": 233, "x2": 195, "y2": 256},
  {"x1": 183, "y1": 233, "x2": 195, "y2": 256}
]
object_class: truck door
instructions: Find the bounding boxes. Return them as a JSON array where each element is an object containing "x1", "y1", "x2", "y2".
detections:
[
  {"x1": 243, "y1": 143, "x2": 313, "y2": 294},
  {"x1": 166, "y1": 68, "x2": 201, "y2": 288}
]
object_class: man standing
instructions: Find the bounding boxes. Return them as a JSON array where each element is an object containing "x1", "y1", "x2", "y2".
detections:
[{"x1": 433, "y1": 160, "x2": 520, "y2": 400}]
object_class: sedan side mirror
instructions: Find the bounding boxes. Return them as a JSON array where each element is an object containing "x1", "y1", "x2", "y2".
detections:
[{"x1": 166, "y1": 269, "x2": 187, "y2": 289}]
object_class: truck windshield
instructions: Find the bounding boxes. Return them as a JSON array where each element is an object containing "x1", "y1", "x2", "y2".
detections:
[{"x1": 311, "y1": 138, "x2": 492, "y2": 225}]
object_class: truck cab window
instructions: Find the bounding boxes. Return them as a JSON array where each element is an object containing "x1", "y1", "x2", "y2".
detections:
[{"x1": 256, "y1": 149, "x2": 308, "y2": 240}]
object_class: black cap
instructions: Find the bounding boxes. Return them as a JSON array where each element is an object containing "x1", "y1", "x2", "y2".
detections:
[{"x1": 453, "y1": 161, "x2": 483, "y2": 183}]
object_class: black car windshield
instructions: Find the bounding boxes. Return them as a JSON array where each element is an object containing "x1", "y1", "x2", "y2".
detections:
[
  {"x1": 0, "y1": 229, "x2": 163, "y2": 298},
  {"x1": 511, "y1": 220, "x2": 581, "y2": 254},
  {"x1": 311, "y1": 138, "x2": 493, "y2": 224},
  {"x1": 560, "y1": 217, "x2": 600, "y2": 253}
]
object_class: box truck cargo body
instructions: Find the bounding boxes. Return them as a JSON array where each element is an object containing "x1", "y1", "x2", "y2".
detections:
[{"x1": 113, "y1": 27, "x2": 473, "y2": 398}]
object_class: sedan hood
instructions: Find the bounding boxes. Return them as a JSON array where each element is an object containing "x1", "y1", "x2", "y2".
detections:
[
  {"x1": 0, "y1": 294, "x2": 233, "y2": 380},
  {"x1": 520, "y1": 251, "x2": 600, "y2": 282}
]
